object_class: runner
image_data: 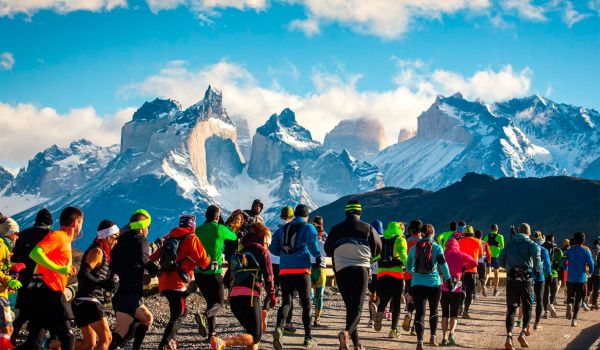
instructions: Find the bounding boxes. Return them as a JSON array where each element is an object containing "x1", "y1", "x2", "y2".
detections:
[
  {"x1": 309, "y1": 216, "x2": 327, "y2": 327},
  {"x1": 474, "y1": 230, "x2": 492, "y2": 297},
  {"x1": 0, "y1": 216, "x2": 21, "y2": 349},
  {"x1": 402, "y1": 220, "x2": 423, "y2": 336},
  {"x1": 149, "y1": 215, "x2": 210, "y2": 349},
  {"x1": 484, "y1": 224, "x2": 505, "y2": 296},
  {"x1": 211, "y1": 222, "x2": 276, "y2": 350},
  {"x1": 270, "y1": 204, "x2": 320, "y2": 349},
  {"x1": 10, "y1": 209, "x2": 53, "y2": 345},
  {"x1": 437, "y1": 222, "x2": 457, "y2": 249},
  {"x1": 72, "y1": 220, "x2": 120, "y2": 350},
  {"x1": 195, "y1": 205, "x2": 238, "y2": 339},
  {"x1": 558, "y1": 239, "x2": 571, "y2": 300},
  {"x1": 373, "y1": 221, "x2": 407, "y2": 339},
  {"x1": 457, "y1": 226, "x2": 483, "y2": 318},
  {"x1": 440, "y1": 237, "x2": 477, "y2": 346},
  {"x1": 406, "y1": 224, "x2": 452, "y2": 350},
  {"x1": 367, "y1": 220, "x2": 383, "y2": 328},
  {"x1": 531, "y1": 231, "x2": 552, "y2": 330},
  {"x1": 561, "y1": 232, "x2": 594, "y2": 327},
  {"x1": 109, "y1": 209, "x2": 154, "y2": 350},
  {"x1": 17, "y1": 207, "x2": 83, "y2": 350},
  {"x1": 325, "y1": 200, "x2": 381, "y2": 350},
  {"x1": 590, "y1": 237, "x2": 600, "y2": 310},
  {"x1": 498, "y1": 223, "x2": 541, "y2": 350},
  {"x1": 542, "y1": 234, "x2": 562, "y2": 318},
  {"x1": 243, "y1": 199, "x2": 265, "y2": 226}
]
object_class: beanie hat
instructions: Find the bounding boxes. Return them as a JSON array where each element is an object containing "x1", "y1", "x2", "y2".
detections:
[
  {"x1": 464, "y1": 225, "x2": 475, "y2": 235},
  {"x1": 280, "y1": 206, "x2": 294, "y2": 219},
  {"x1": 35, "y1": 208, "x2": 53, "y2": 227},
  {"x1": 344, "y1": 200, "x2": 362, "y2": 214},
  {"x1": 0, "y1": 218, "x2": 19, "y2": 238},
  {"x1": 179, "y1": 215, "x2": 196, "y2": 229},
  {"x1": 294, "y1": 204, "x2": 310, "y2": 218},
  {"x1": 130, "y1": 209, "x2": 152, "y2": 230}
]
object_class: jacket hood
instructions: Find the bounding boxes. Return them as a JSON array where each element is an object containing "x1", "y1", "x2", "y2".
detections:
[
  {"x1": 383, "y1": 222, "x2": 402, "y2": 239},
  {"x1": 371, "y1": 220, "x2": 384, "y2": 235},
  {"x1": 34, "y1": 208, "x2": 53, "y2": 227},
  {"x1": 169, "y1": 226, "x2": 194, "y2": 238},
  {"x1": 445, "y1": 237, "x2": 460, "y2": 252}
]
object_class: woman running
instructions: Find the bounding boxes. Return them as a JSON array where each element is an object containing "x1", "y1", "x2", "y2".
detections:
[
  {"x1": 211, "y1": 222, "x2": 276, "y2": 350},
  {"x1": 310, "y1": 216, "x2": 328, "y2": 327}
]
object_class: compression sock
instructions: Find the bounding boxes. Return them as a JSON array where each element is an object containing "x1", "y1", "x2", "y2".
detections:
[
  {"x1": 109, "y1": 332, "x2": 124, "y2": 350},
  {"x1": 132, "y1": 324, "x2": 149, "y2": 350}
]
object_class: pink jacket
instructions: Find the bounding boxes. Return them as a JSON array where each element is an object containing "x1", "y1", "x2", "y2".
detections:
[{"x1": 442, "y1": 238, "x2": 477, "y2": 292}]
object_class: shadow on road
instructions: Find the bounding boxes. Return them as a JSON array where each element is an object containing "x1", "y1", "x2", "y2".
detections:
[{"x1": 564, "y1": 322, "x2": 600, "y2": 350}]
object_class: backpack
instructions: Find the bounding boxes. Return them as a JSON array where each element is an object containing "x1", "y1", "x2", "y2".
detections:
[
  {"x1": 415, "y1": 240, "x2": 435, "y2": 274},
  {"x1": 487, "y1": 233, "x2": 500, "y2": 248},
  {"x1": 281, "y1": 222, "x2": 305, "y2": 254},
  {"x1": 159, "y1": 235, "x2": 188, "y2": 273},
  {"x1": 547, "y1": 245, "x2": 561, "y2": 271},
  {"x1": 229, "y1": 250, "x2": 263, "y2": 297},
  {"x1": 379, "y1": 236, "x2": 400, "y2": 268}
]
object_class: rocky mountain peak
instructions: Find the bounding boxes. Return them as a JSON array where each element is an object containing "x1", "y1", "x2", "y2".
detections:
[
  {"x1": 132, "y1": 98, "x2": 181, "y2": 122},
  {"x1": 0, "y1": 167, "x2": 13, "y2": 191},
  {"x1": 177, "y1": 85, "x2": 233, "y2": 125},
  {"x1": 323, "y1": 118, "x2": 388, "y2": 159}
]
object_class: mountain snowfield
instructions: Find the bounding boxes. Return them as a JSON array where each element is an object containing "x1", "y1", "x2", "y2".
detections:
[{"x1": 1, "y1": 86, "x2": 598, "y2": 247}]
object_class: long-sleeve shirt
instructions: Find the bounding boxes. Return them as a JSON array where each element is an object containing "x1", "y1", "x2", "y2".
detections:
[
  {"x1": 498, "y1": 233, "x2": 541, "y2": 281},
  {"x1": 270, "y1": 217, "x2": 320, "y2": 274},
  {"x1": 534, "y1": 241, "x2": 552, "y2": 282},
  {"x1": 195, "y1": 221, "x2": 238, "y2": 275},
  {"x1": 561, "y1": 245, "x2": 595, "y2": 283},
  {"x1": 406, "y1": 237, "x2": 451, "y2": 287}
]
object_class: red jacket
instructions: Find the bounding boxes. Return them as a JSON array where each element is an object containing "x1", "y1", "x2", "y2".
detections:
[{"x1": 150, "y1": 227, "x2": 210, "y2": 291}]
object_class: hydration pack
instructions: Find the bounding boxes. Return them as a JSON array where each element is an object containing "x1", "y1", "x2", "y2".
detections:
[
  {"x1": 282, "y1": 222, "x2": 305, "y2": 254},
  {"x1": 487, "y1": 233, "x2": 500, "y2": 248},
  {"x1": 379, "y1": 237, "x2": 401, "y2": 268},
  {"x1": 230, "y1": 250, "x2": 263, "y2": 291},
  {"x1": 415, "y1": 240, "x2": 435, "y2": 274},
  {"x1": 159, "y1": 235, "x2": 188, "y2": 273}
]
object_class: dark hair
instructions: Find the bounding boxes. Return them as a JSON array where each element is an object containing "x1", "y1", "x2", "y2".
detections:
[
  {"x1": 409, "y1": 219, "x2": 422, "y2": 234},
  {"x1": 59, "y1": 207, "x2": 83, "y2": 227},
  {"x1": 97, "y1": 219, "x2": 116, "y2": 232},
  {"x1": 491, "y1": 224, "x2": 499, "y2": 231},
  {"x1": 475, "y1": 229, "x2": 483, "y2": 239},
  {"x1": 423, "y1": 224, "x2": 435, "y2": 237},
  {"x1": 545, "y1": 234, "x2": 554, "y2": 243},
  {"x1": 205, "y1": 205, "x2": 220, "y2": 221},
  {"x1": 312, "y1": 216, "x2": 324, "y2": 231},
  {"x1": 294, "y1": 204, "x2": 310, "y2": 218},
  {"x1": 572, "y1": 232, "x2": 585, "y2": 245},
  {"x1": 450, "y1": 221, "x2": 457, "y2": 231},
  {"x1": 458, "y1": 220, "x2": 467, "y2": 227}
]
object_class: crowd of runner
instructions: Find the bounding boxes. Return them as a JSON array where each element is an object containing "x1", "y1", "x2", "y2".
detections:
[{"x1": 0, "y1": 199, "x2": 597, "y2": 350}]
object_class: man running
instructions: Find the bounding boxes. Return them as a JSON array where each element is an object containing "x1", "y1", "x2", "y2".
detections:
[
  {"x1": 325, "y1": 200, "x2": 381, "y2": 350},
  {"x1": 10, "y1": 209, "x2": 53, "y2": 345},
  {"x1": 498, "y1": 223, "x2": 541, "y2": 350},
  {"x1": 561, "y1": 232, "x2": 594, "y2": 327},
  {"x1": 367, "y1": 220, "x2": 384, "y2": 329},
  {"x1": 109, "y1": 209, "x2": 154, "y2": 350},
  {"x1": 195, "y1": 205, "x2": 238, "y2": 339},
  {"x1": 474, "y1": 230, "x2": 492, "y2": 297},
  {"x1": 531, "y1": 231, "x2": 551, "y2": 330},
  {"x1": 18, "y1": 207, "x2": 83, "y2": 350},
  {"x1": 437, "y1": 222, "x2": 457, "y2": 249},
  {"x1": 457, "y1": 226, "x2": 483, "y2": 318},
  {"x1": 402, "y1": 220, "x2": 423, "y2": 335},
  {"x1": 406, "y1": 224, "x2": 452, "y2": 350},
  {"x1": 484, "y1": 224, "x2": 505, "y2": 296},
  {"x1": 0, "y1": 216, "x2": 22, "y2": 349},
  {"x1": 271, "y1": 204, "x2": 320, "y2": 349},
  {"x1": 310, "y1": 216, "x2": 327, "y2": 327},
  {"x1": 590, "y1": 237, "x2": 600, "y2": 310},
  {"x1": 541, "y1": 234, "x2": 562, "y2": 318}
]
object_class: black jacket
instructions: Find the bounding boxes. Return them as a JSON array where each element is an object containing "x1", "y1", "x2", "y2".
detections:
[
  {"x1": 110, "y1": 229, "x2": 150, "y2": 295},
  {"x1": 325, "y1": 214, "x2": 382, "y2": 272},
  {"x1": 12, "y1": 225, "x2": 52, "y2": 284}
]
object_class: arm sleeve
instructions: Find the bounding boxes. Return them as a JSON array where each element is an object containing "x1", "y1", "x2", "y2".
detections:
[
  {"x1": 499, "y1": 235, "x2": 505, "y2": 250},
  {"x1": 258, "y1": 248, "x2": 275, "y2": 297},
  {"x1": 369, "y1": 227, "x2": 382, "y2": 258},
  {"x1": 532, "y1": 243, "x2": 542, "y2": 275},
  {"x1": 437, "y1": 234, "x2": 444, "y2": 246},
  {"x1": 269, "y1": 228, "x2": 282, "y2": 256},
  {"x1": 463, "y1": 252, "x2": 478, "y2": 271},
  {"x1": 30, "y1": 246, "x2": 64, "y2": 273},
  {"x1": 188, "y1": 236, "x2": 211, "y2": 270},
  {"x1": 395, "y1": 237, "x2": 408, "y2": 266},
  {"x1": 486, "y1": 243, "x2": 492, "y2": 264},
  {"x1": 587, "y1": 250, "x2": 595, "y2": 275},
  {"x1": 307, "y1": 225, "x2": 321, "y2": 258},
  {"x1": 542, "y1": 249, "x2": 552, "y2": 276},
  {"x1": 406, "y1": 246, "x2": 415, "y2": 273},
  {"x1": 436, "y1": 247, "x2": 451, "y2": 281},
  {"x1": 221, "y1": 225, "x2": 238, "y2": 241},
  {"x1": 138, "y1": 237, "x2": 150, "y2": 269}
]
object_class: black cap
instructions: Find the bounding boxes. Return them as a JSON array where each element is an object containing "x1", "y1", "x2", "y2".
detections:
[
  {"x1": 35, "y1": 208, "x2": 53, "y2": 227},
  {"x1": 294, "y1": 204, "x2": 310, "y2": 218},
  {"x1": 409, "y1": 219, "x2": 423, "y2": 234}
]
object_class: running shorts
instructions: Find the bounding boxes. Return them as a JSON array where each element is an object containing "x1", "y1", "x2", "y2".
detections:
[
  {"x1": 73, "y1": 298, "x2": 105, "y2": 327},
  {"x1": 490, "y1": 257, "x2": 500, "y2": 269},
  {"x1": 113, "y1": 292, "x2": 142, "y2": 318}
]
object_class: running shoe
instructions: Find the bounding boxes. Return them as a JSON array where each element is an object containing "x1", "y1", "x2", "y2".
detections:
[
  {"x1": 582, "y1": 302, "x2": 591, "y2": 311},
  {"x1": 517, "y1": 334, "x2": 528, "y2": 348},
  {"x1": 429, "y1": 335, "x2": 439, "y2": 347},
  {"x1": 440, "y1": 339, "x2": 448, "y2": 346},
  {"x1": 543, "y1": 310, "x2": 548, "y2": 319},
  {"x1": 505, "y1": 336, "x2": 515, "y2": 350},
  {"x1": 571, "y1": 319, "x2": 577, "y2": 327},
  {"x1": 416, "y1": 341, "x2": 425, "y2": 350},
  {"x1": 549, "y1": 304, "x2": 558, "y2": 318},
  {"x1": 448, "y1": 335, "x2": 456, "y2": 346},
  {"x1": 388, "y1": 329, "x2": 400, "y2": 339},
  {"x1": 373, "y1": 312, "x2": 384, "y2": 331},
  {"x1": 482, "y1": 287, "x2": 488, "y2": 297},
  {"x1": 369, "y1": 302, "x2": 377, "y2": 321},
  {"x1": 195, "y1": 313, "x2": 208, "y2": 338},
  {"x1": 367, "y1": 319, "x2": 374, "y2": 328},
  {"x1": 533, "y1": 323, "x2": 541, "y2": 331},
  {"x1": 303, "y1": 336, "x2": 317, "y2": 348},
  {"x1": 210, "y1": 336, "x2": 224, "y2": 350},
  {"x1": 273, "y1": 327, "x2": 283, "y2": 350},
  {"x1": 402, "y1": 314, "x2": 411, "y2": 332},
  {"x1": 283, "y1": 324, "x2": 297, "y2": 335},
  {"x1": 493, "y1": 288, "x2": 499, "y2": 297},
  {"x1": 338, "y1": 330, "x2": 350, "y2": 350},
  {"x1": 566, "y1": 303, "x2": 573, "y2": 320},
  {"x1": 410, "y1": 326, "x2": 417, "y2": 336},
  {"x1": 515, "y1": 320, "x2": 522, "y2": 328},
  {"x1": 462, "y1": 312, "x2": 470, "y2": 319}
]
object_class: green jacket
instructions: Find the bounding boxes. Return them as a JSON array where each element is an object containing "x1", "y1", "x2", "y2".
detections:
[
  {"x1": 484, "y1": 231, "x2": 505, "y2": 258},
  {"x1": 437, "y1": 230, "x2": 453, "y2": 249},
  {"x1": 195, "y1": 221, "x2": 237, "y2": 275},
  {"x1": 376, "y1": 222, "x2": 408, "y2": 275}
]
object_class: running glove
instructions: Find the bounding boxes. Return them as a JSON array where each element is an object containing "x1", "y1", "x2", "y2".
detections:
[
  {"x1": 8, "y1": 279, "x2": 22, "y2": 290},
  {"x1": 268, "y1": 293, "x2": 277, "y2": 309}
]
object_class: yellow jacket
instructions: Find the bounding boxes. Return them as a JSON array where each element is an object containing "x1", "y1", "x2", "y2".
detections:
[{"x1": 0, "y1": 239, "x2": 12, "y2": 299}]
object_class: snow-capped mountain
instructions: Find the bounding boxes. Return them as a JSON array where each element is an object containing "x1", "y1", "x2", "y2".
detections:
[
  {"x1": 323, "y1": 118, "x2": 388, "y2": 159},
  {"x1": 373, "y1": 93, "x2": 599, "y2": 190},
  {"x1": 0, "y1": 167, "x2": 13, "y2": 192}
]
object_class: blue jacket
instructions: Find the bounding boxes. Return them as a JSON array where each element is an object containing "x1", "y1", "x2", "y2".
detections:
[
  {"x1": 406, "y1": 237, "x2": 451, "y2": 288},
  {"x1": 561, "y1": 245, "x2": 595, "y2": 283},
  {"x1": 498, "y1": 233, "x2": 541, "y2": 280},
  {"x1": 269, "y1": 217, "x2": 320, "y2": 271},
  {"x1": 534, "y1": 241, "x2": 552, "y2": 282}
]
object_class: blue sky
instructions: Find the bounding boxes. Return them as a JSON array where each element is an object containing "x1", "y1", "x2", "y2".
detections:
[{"x1": 0, "y1": 0, "x2": 599, "y2": 168}]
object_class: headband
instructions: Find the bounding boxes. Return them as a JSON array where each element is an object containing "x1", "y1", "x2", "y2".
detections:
[
  {"x1": 130, "y1": 209, "x2": 152, "y2": 230},
  {"x1": 97, "y1": 225, "x2": 120, "y2": 240}
]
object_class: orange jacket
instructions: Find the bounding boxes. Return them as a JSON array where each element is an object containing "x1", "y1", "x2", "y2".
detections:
[
  {"x1": 150, "y1": 227, "x2": 210, "y2": 291},
  {"x1": 458, "y1": 236, "x2": 483, "y2": 273}
]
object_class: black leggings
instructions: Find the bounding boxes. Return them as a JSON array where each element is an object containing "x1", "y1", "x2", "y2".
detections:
[
  {"x1": 336, "y1": 266, "x2": 368, "y2": 347},
  {"x1": 196, "y1": 273, "x2": 225, "y2": 336},
  {"x1": 376, "y1": 276, "x2": 404, "y2": 330},
  {"x1": 411, "y1": 285, "x2": 441, "y2": 342},
  {"x1": 441, "y1": 291, "x2": 463, "y2": 318},
  {"x1": 534, "y1": 281, "x2": 544, "y2": 324},
  {"x1": 462, "y1": 272, "x2": 477, "y2": 313},
  {"x1": 566, "y1": 282, "x2": 586, "y2": 320},
  {"x1": 231, "y1": 296, "x2": 262, "y2": 344},
  {"x1": 505, "y1": 279, "x2": 533, "y2": 335},
  {"x1": 405, "y1": 279, "x2": 415, "y2": 314},
  {"x1": 276, "y1": 274, "x2": 311, "y2": 337},
  {"x1": 543, "y1": 277, "x2": 558, "y2": 311},
  {"x1": 590, "y1": 275, "x2": 599, "y2": 306},
  {"x1": 159, "y1": 290, "x2": 187, "y2": 349}
]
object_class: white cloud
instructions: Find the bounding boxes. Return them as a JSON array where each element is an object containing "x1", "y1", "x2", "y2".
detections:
[
  {"x1": 287, "y1": 0, "x2": 491, "y2": 39},
  {"x1": 590, "y1": 0, "x2": 600, "y2": 15},
  {"x1": 0, "y1": 0, "x2": 126, "y2": 17},
  {"x1": 121, "y1": 59, "x2": 533, "y2": 144},
  {"x1": 562, "y1": 1, "x2": 590, "y2": 27},
  {"x1": 0, "y1": 103, "x2": 135, "y2": 165},
  {"x1": 501, "y1": 0, "x2": 547, "y2": 21},
  {"x1": 0, "y1": 52, "x2": 14, "y2": 70},
  {"x1": 145, "y1": 0, "x2": 267, "y2": 14}
]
